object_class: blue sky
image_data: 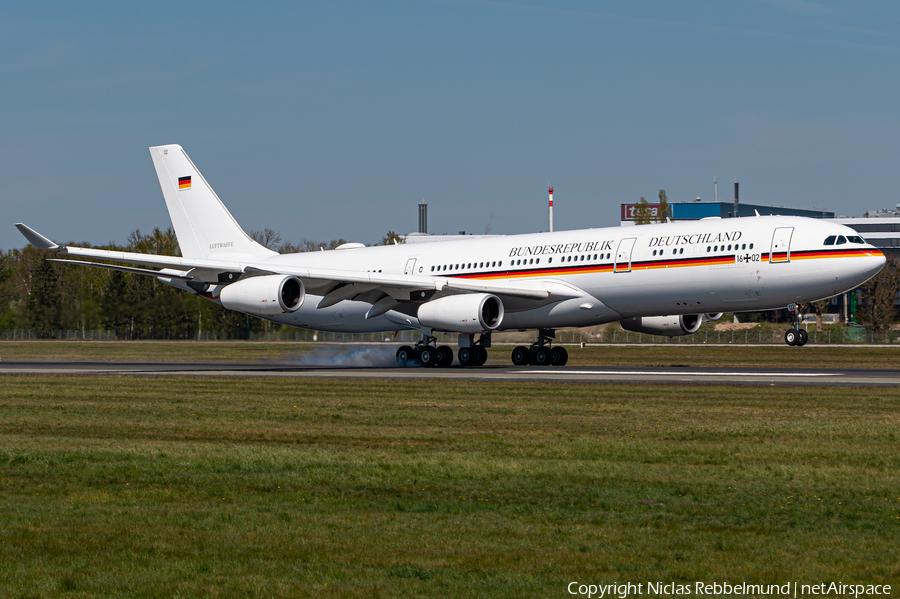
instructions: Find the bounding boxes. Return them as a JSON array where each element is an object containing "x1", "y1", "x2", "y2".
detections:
[{"x1": 2, "y1": 1, "x2": 899, "y2": 250}]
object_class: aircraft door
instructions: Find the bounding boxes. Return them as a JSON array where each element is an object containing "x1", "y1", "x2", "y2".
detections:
[
  {"x1": 405, "y1": 258, "x2": 417, "y2": 275},
  {"x1": 614, "y1": 238, "x2": 637, "y2": 273},
  {"x1": 770, "y1": 227, "x2": 794, "y2": 263}
]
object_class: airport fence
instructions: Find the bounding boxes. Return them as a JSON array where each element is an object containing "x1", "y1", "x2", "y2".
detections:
[{"x1": 2, "y1": 326, "x2": 899, "y2": 345}]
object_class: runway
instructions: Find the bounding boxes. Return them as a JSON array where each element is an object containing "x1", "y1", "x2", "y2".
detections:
[{"x1": 2, "y1": 360, "x2": 900, "y2": 386}]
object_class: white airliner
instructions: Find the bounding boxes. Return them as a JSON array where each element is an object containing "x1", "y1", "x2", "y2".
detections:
[{"x1": 16, "y1": 144, "x2": 885, "y2": 367}]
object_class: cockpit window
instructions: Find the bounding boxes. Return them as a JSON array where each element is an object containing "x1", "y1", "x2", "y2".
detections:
[
  {"x1": 836, "y1": 236, "x2": 847, "y2": 245},
  {"x1": 823, "y1": 235, "x2": 836, "y2": 246},
  {"x1": 846, "y1": 235, "x2": 866, "y2": 244}
]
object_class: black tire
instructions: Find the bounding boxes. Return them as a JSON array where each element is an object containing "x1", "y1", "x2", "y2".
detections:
[
  {"x1": 436, "y1": 345, "x2": 454, "y2": 367},
  {"x1": 551, "y1": 346, "x2": 568, "y2": 366},
  {"x1": 533, "y1": 347, "x2": 550, "y2": 366},
  {"x1": 474, "y1": 346, "x2": 488, "y2": 366},
  {"x1": 784, "y1": 330, "x2": 799, "y2": 346},
  {"x1": 419, "y1": 347, "x2": 437, "y2": 367},
  {"x1": 797, "y1": 329, "x2": 809, "y2": 347},
  {"x1": 511, "y1": 346, "x2": 529, "y2": 366},
  {"x1": 457, "y1": 347, "x2": 475, "y2": 366},
  {"x1": 396, "y1": 345, "x2": 414, "y2": 365}
]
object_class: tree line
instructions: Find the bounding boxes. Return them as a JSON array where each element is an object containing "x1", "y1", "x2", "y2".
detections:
[
  {"x1": 1, "y1": 225, "x2": 896, "y2": 338},
  {"x1": 0, "y1": 228, "x2": 402, "y2": 339}
]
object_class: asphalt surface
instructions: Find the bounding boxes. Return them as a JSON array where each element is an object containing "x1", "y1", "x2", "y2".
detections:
[{"x1": 2, "y1": 360, "x2": 900, "y2": 386}]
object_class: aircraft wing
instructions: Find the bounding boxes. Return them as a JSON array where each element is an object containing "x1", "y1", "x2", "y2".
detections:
[{"x1": 17, "y1": 224, "x2": 568, "y2": 304}]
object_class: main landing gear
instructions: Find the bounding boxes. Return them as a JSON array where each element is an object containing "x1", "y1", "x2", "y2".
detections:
[
  {"x1": 511, "y1": 329, "x2": 568, "y2": 366},
  {"x1": 783, "y1": 303, "x2": 809, "y2": 347},
  {"x1": 396, "y1": 333, "x2": 489, "y2": 367},
  {"x1": 396, "y1": 334, "x2": 453, "y2": 367}
]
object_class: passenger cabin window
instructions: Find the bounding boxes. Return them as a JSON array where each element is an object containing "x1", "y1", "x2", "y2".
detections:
[{"x1": 824, "y1": 235, "x2": 836, "y2": 246}]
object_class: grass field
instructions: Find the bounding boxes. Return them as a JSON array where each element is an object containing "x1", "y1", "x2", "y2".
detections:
[
  {"x1": 1, "y1": 375, "x2": 898, "y2": 597},
  {"x1": 1, "y1": 340, "x2": 900, "y2": 369}
]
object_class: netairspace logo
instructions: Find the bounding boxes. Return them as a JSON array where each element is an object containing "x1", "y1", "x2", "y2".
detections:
[{"x1": 567, "y1": 581, "x2": 892, "y2": 598}]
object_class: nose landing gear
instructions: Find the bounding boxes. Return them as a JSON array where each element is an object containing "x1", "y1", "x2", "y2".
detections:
[
  {"x1": 784, "y1": 328, "x2": 808, "y2": 346},
  {"x1": 511, "y1": 329, "x2": 569, "y2": 366},
  {"x1": 783, "y1": 303, "x2": 809, "y2": 347}
]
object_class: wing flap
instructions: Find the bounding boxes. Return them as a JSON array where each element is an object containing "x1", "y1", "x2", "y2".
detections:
[{"x1": 49, "y1": 259, "x2": 193, "y2": 280}]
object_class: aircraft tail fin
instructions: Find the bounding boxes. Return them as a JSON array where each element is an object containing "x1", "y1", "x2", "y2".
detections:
[{"x1": 149, "y1": 144, "x2": 277, "y2": 261}]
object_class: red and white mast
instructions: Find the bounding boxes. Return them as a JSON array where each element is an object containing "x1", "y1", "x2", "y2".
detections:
[{"x1": 548, "y1": 186, "x2": 554, "y2": 232}]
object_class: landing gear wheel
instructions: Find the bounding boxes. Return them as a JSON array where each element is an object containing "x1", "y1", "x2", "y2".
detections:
[
  {"x1": 458, "y1": 347, "x2": 476, "y2": 366},
  {"x1": 551, "y1": 346, "x2": 568, "y2": 366},
  {"x1": 784, "y1": 329, "x2": 799, "y2": 346},
  {"x1": 511, "y1": 346, "x2": 529, "y2": 366},
  {"x1": 532, "y1": 347, "x2": 550, "y2": 366},
  {"x1": 797, "y1": 329, "x2": 809, "y2": 347},
  {"x1": 474, "y1": 346, "x2": 488, "y2": 366},
  {"x1": 436, "y1": 345, "x2": 454, "y2": 367},
  {"x1": 396, "y1": 346, "x2": 414, "y2": 365},
  {"x1": 419, "y1": 346, "x2": 438, "y2": 367}
]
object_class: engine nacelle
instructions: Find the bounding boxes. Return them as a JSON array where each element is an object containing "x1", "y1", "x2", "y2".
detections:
[
  {"x1": 620, "y1": 314, "x2": 703, "y2": 337},
  {"x1": 703, "y1": 313, "x2": 724, "y2": 323},
  {"x1": 417, "y1": 293, "x2": 504, "y2": 334},
  {"x1": 219, "y1": 274, "x2": 305, "y2": 316}
]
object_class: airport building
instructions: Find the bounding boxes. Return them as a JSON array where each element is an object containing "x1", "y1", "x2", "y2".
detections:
[
  {"x1": 620, "y1": 201, "x2": 900, "y2": 255},
  {"x1": 406, "y1": 197, "x2": 900, "y2": 256},
  {"x1": 620, "y1": 200, "x2": 833, "y2": 224},
  {"x1": 831, "y1": 209, "x2": 900, "y2": 255}
]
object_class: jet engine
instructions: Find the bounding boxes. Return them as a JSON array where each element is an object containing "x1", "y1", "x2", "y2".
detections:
[
  {"x1": 219, "y1": 274, "x2": 305, "y2": 316},
  {"x1": 703, "y1": 313, "x2": 724, "y2": 323},
  {"x1": 620, "y1": 314, "x2": 703, "y2": 337},
  {"x1": 417, "y1": 293, "x2": 504, "y2": 334}
]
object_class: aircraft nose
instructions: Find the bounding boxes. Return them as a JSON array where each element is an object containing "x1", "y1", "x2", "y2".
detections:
[{"x1": 864, "y1": 249, "x2": 887, "y2": 278}]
